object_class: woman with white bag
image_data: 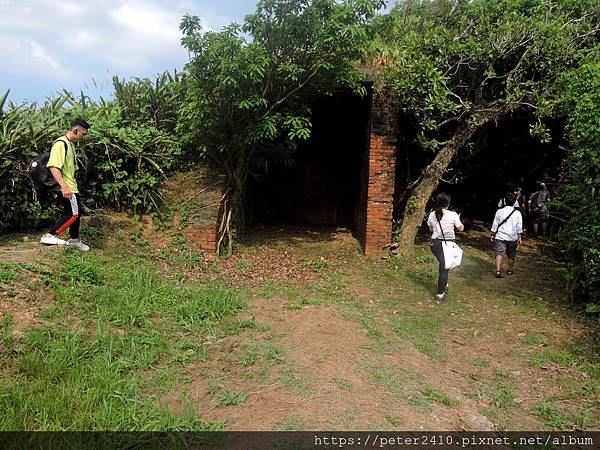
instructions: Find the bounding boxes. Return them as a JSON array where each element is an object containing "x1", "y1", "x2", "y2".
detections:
[{"x1": 427, "y1": 193, "x2": 464, "y2": 301}]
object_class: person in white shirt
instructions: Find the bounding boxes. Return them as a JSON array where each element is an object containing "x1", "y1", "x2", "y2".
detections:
[
  {"x1": 491, "y1": 192, "x2": 523, "y2": 278},
  {"x1": 427, "y1": 192, "x2": 464, "y2": 301}
]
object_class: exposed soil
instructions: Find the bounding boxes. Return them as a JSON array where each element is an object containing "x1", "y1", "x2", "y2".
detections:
[
  {"x1": 155, "y1": 226, "x2": 598, "y2": 431},
  {"x1": 0, "y1": 237, "x2": 59, "y2": 335}
]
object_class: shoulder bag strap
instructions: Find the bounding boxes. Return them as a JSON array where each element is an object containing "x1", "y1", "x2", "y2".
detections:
[
  {"x1": 494, "y1": 209, "x2": 516, "y2": 234},
  {"x1": 436, "y1": 214, "x2": 447, "y2": 243},
  {"x1": 52, "y1": 138, "x2": 69, "y2": 158}
]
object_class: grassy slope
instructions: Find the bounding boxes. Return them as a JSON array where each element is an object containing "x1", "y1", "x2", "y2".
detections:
[{"x1": 0, "y1": 218, "x2": 597, "y2": 431}]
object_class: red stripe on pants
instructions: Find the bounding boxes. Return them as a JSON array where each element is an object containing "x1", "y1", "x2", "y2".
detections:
[{"x1": 56, "y1": 215, "x2": 78, "y2": 235}]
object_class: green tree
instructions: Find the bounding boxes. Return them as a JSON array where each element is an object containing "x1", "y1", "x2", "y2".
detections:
[
  {"x1": 372, "y1": 0, "x2": 599, "y2": 259},
  {"x1": 545, "y1": 49, "x2": 600, "y2": 311},
  {"x1": 178, "y1": 0, "x2": 384, "y2": 254}
]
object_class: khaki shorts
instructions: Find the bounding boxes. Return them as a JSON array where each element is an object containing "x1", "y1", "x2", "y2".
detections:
[{"x1": 495, "y1": 240, "x2": 518, "y2": 259}]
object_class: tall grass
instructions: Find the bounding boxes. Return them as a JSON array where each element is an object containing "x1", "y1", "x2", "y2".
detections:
[
  {"x1": 0, "y1": 250, "x2": 242, "y2": 430},
  {"x1": 0, "y1": 72, "x2": 189, "y2": 232}
]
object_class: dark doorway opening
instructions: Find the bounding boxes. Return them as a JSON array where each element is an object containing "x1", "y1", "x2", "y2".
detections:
[{"x1": 248, "y1": 90, "x2": 372, "y2": 239}]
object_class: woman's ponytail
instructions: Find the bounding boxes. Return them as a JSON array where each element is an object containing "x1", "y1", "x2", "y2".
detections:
[{"x1": 434, "y1": 192, "x2": 451, "y2": 221}]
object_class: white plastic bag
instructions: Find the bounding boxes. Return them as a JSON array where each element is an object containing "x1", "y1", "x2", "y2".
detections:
[{"x1": 442, "y1": 241, "x2": 463, "y2": 270}]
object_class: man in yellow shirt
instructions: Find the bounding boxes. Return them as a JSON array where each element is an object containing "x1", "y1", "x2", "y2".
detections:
[{"x1": 39, "y1": 118, "x2": 91, "y2": 251}]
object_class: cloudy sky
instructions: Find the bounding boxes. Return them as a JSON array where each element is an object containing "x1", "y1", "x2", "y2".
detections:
[{"x1": 0, "y1": 0, "x2": 256, "y2": 103}]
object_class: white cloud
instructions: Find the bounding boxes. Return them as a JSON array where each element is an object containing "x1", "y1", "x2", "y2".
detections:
[
  {"x1": 28, "y1": 40, "x2": 65, "y2": 75},
  {"x1": 0, "y1": 0, "x2": 252, "y2": 101},
  {"x1": 110, "y1": 3, "x2": 181, "y2": 42},
  {"x1": 0, "y1": 0, "x2": 210, "y2": 74},
  {"x1": 101, "y1": 1, "x2": 192, "y2": 70},
  {"x1": 0, "y1": 35, "x2": 70, "y2": 79}
]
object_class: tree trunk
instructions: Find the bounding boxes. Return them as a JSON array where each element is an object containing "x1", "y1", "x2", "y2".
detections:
[
  {"x1": 218, "y1": 149, "x2": 251, "y2": 256},
  {"x1": 396, "y1": 109, "x2": 510, "y2": 260}
]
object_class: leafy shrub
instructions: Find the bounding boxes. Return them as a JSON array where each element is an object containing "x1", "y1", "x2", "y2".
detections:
[
  {"x1": 0, "y1": 73, "x2": 188, "y2": 232},
  {"x1": 79, "y1": 105, "x2": 181, "y2": 212},
  {"x1": 0, "y1": 93, "x2": 66, "y2": 230},
  {"x1": 549, "y1": 51, "x2": 600, "y2": 312}
]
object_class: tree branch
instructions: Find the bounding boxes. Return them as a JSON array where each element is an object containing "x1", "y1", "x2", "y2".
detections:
[
  {"x1": 435, "y1": 116, "x2": 461, "y2": 130},
  {"x1": 506, "y1": 46, "x2": 532, "y2": 91},
  {"x1": 259, "y1": 68, "x2": 319, "y2": 121}
]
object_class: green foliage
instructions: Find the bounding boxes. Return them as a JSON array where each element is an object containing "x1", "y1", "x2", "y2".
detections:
[
  {"x1": 80, "y1": 107, "x2": 181, "y2": 213},
  {"x1": 60, "y1": 254, "x2": 105, "y2": 286},
  {"x1": 375, "y1": 0, "x2": 600, "y2": 304},
  {"x1": 422, "y1": 387, "x2": 457, "y2": 406},
  {"x1": 0, "y1": 92, "x2": 68, "y2": 230},
  {"x1": 178, "y1": 0, "x2": 385, "y2": 248},
  {"x1": 545, "y1": 49, "x2": 600, "y2": 311},
  {"x1": 176, "y1": 285, "x2": 244, "y2": 329},
  {"x1": 0, "y1": 72, "x2": 186, "y2": 232},
  {"x1": 372, "y1": 0, "x2": 600, "y2": 152},
  {"x1": 216, "y1": 389, "x2": 247, "y2": 407},
  {"x1": 0, "y1": 325, "x2": 220, "y2": 431},
  {"x1": 112, "y1": 72, "x2": 186, "y2": 133},
  {"x1": 0, "y1": 263, "x2": 21, "y2": 284},
  {"x1": 535, "y1": 402, "x2": 569, "y2": 429}
]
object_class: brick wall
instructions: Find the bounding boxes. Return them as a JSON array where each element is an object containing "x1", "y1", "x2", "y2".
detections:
[
  {"x1": 182, "y1": 222, "x2": 218, "y2": 258},
  {"x1": 364, "y1": 134, "x2": 397, "y2": 256},
  {"x1": 362, "y1": 89, "x2": 398, "y2": 257},
  {"x1": 179, "y1": 190, "x2": 222, "y2": 259}
]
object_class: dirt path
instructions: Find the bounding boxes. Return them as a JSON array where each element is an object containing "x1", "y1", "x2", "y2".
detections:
[{"x1": 158, "y1": 227, "x2": 598, "y2": 430}]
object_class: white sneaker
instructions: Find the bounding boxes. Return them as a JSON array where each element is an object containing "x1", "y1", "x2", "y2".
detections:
[
  {"x1": 40, "y1": 233, "x2": 67, "y2": 246},
  {"x1": 67, "y1": 240, "x2": 90, "y2": 252},
  {"x1": 435, "y1": 293, "x2": 446, "y2": 301}
]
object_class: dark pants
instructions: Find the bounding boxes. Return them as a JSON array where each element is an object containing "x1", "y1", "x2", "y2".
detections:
[
  {"x1": 49, "y1": 194, "x2": 81, "y2": 239},
  {"x1": 430, "y1": 239, "x2": 449, "y2": 294}
]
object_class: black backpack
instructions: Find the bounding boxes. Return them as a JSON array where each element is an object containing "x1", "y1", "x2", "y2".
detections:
[{"x1": 29, "y1": 139, "x2": 68, "y2": 191}]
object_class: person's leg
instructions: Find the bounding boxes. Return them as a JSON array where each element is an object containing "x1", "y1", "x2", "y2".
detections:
[
  {"x1": 48, "y1": 195, "x2": 74, "y2": 237},
  {"x1": 507, "y1": 241, "x2": 517, "y2": 274},
  {"x1": 532, "y1": 222, "x2": 539, "y2": 236},
  {"x1": 438, "y1": 267, "x2": 449, "y2": 295},
  {"x1": 430, "y1": 241, "x2": 448, "y2": 295},
  {"x1": 496, "y1": 255, "x2": 503, "y2": 272},
  {"x1": 41, "y1": 194, "x2": 71, "y2": 245},
  {"x1": 61, "y1": 195, "x2": 89, "y2": 251},
  {"x1": 494, "y1": 240, "x2": 506, "y2": 277},
  {"x1": 67, "y1": 195, "x2": 81, "y2": 240},
  {"x1": 541, "y1": 220, "x2": 548, "y2": 236},
  {"x1": 508, "y1": 258, "x2": 515, "y2": 272}
]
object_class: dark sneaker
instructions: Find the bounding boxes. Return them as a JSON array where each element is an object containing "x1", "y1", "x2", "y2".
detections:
[{"x1": 495, "y1": 271, "x2": 503, "y2": 278}]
